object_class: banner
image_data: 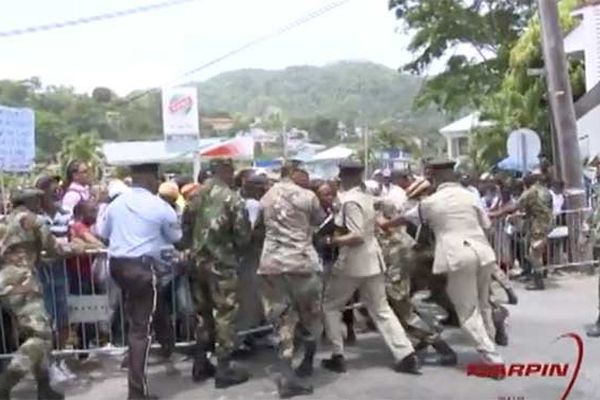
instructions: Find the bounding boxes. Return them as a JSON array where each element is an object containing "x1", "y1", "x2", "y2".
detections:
[
  {"x1": 161, "y1": 86, "x2": 199, "y2": 137},
  {"x1": 0, "y1": 105, "x2": 35, "y2": 172}
]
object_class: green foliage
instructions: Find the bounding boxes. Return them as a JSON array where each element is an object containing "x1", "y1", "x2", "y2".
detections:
[
  {"x1": 0, "y1": 62, "x2": 446, "y2": 164},
  {"x1": 482, "y1": 0, "x2": 584, "y2": 165},
  {"x1": 58, "y1": 132, "x2": 104, "y2": 180},
  {"x1": 390, "y1": 0, "x2": 537, "y2": 114}
]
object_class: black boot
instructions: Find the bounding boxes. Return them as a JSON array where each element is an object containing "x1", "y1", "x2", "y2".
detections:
[
  {"x1": 128, "y1": 387, "x2": 159, "y2": 400},
  {"x1": 394, "y1": 352, "x2": 422, "y2": 375},
  {"x1": 321, "y1": 354, "x2": 347, "y2": 373},
  {"x1": 0, "y1": 369, "x2": 23, "y2": 400},
  {"x1": 505, "y1": 288, "x2": 518, "y2": 305},
  {"x1": 36, "y1": 373, "x2": 64, "y2": 400},
  {"x1": 277, "y1": 359, "x2": 313, "y2": 399},
  {"x1": 431, "y1": 339, "x2": 457, "y2": 366},
  {"x1": 192, "y1": 355, "x2": 216, "y2": 382},
  {"x1": 493, "y1": 305, "x2": 509, "y2": 346},
  {"x1": 526, "y1": 272, "x2": 545, "y2": 291},
  {"x1": 587, "y1": 314, "x2": 600, "y2": 338},
  {"x1": 295, "y1": 341, "x2": 316, "y2": 378},
  {"x1": 214, "y1": 357, "x2": 250, "y2": 389}
]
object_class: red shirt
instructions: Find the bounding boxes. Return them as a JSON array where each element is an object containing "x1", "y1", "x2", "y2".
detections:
[{"x1": 67, "y1": 221, "x2": 93, "y2": 281}]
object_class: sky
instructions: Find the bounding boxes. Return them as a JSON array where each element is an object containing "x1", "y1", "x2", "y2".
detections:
[{"x1": 0, "y1": 0, "x2": 421, "y2": 95}]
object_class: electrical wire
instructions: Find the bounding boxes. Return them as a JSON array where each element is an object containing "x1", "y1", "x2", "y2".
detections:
[
  {"x1": 125, "y1": 0, "x2": 355, "y2": 103},
  {"x1": 0, "y1": 0, "x2": 203, "y2": 39}
]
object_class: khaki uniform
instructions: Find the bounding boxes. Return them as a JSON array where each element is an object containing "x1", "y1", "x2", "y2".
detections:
[
  {"x1": 323, "y1": 187, "x2": 415, "y2": 362},
  {"x1": 258, "y1": 179, "x2": 325, "y2": 361},
  {"x1": 415, "y1": 182, "x2": 501, "y2": 363}
]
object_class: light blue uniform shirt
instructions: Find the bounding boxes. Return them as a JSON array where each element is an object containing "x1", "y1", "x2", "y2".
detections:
[{"x1": 98, "y1": 187, "x2": 182, "y2": 259}]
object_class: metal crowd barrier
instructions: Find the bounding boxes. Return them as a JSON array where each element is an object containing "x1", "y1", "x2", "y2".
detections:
[
  {"x1": 0, "y1": 208, "x2": 596, "y2": 359},
  {"x1": 488, "y1": 207, "x2": 597, "y2": 276}
]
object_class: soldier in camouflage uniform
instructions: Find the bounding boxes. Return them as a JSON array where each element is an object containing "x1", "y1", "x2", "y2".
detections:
[
  {"x1": 376, "y1": 184, "x2": 457, "y2": 366},
  {"x1": 186, "y1": 159, "x2": 252, "y2": 388},
  {"x1": 258, "y1": 163, "x2": 325, "y2": 399},
  {"x1": 492, "y1": 171, "x2": 553, "y2": 290},
  {"x1": 0, "y1": 188, "x2": 81, "y2": 400}
]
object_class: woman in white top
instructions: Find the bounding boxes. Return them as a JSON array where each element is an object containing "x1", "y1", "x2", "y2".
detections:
[{"x1": 61, "y1": 160, "x2": 91, "y2": 216}]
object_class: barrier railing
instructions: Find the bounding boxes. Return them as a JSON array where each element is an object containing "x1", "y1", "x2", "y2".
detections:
[
  {"x1": 0, "y1": 208, "x2": 597, "y2": 358},
  {"x1": 488, "y1": 207, "x2": 597, "y2": 275}
]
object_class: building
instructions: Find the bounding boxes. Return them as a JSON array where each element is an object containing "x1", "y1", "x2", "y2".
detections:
[
  {"x1": 438, "y1": 112, "x2": 495, "y2": 160},
  {"x1": 565, "y1": 0, "x2": 600, "y2": 160}
]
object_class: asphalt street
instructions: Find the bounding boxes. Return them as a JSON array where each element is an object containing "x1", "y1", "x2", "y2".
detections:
[{"x1": 9, "y1": 272, "x2": 600, "y2": 400}]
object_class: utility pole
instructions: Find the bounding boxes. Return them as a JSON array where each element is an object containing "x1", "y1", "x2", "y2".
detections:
[
  {"x1": 538, "y1": 0, "x2": 584, "y2": 202},
  {"x1": 538, "y1": 0, "x2": 586, "y2": 262}
]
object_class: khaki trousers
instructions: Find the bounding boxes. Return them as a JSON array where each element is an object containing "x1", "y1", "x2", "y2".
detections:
[
  {"x1": 323, "y1": 273, "x2": 414, "y2": 362},
  {"x1": 445, "y1": 258, "x2": 502, "y2": 364}
]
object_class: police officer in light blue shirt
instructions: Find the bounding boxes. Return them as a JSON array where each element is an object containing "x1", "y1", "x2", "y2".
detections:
[{"x1": 98, "y1": 163, "x2": 181, "y2": 400}]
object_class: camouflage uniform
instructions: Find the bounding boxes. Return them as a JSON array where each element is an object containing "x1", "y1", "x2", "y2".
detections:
[
  {"x1": 518, "y1": 182, "x2": 553, "y2": 279},
  {"x1": 258, "y1": 178, "x2": 325, "y2": 363},
  {"x1": 377, "y1": 200, "x2": 440, "y2": 346},
  {"x1": 0, "y1": 193, "x2": 73, "y2": 399},
  {"x1": 188, "y1": 177, "x2": 251, "y2": 361}
]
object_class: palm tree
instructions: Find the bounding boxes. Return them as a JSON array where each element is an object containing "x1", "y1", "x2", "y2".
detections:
[{"x1": 58, "y1": 132, "x2": 104, "y2": 180}]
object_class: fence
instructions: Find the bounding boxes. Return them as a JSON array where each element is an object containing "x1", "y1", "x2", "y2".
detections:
[
  {"x1": 488, "y1": 207, "x2": 597, "y2": 274},
  {"x1": 0, "y1": 208, "x2": 597, "y2": 359}
]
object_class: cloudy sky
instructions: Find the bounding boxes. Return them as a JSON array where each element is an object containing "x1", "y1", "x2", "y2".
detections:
[{"x1": 0, "y1": 0, "x2": 426, "y2": 95}]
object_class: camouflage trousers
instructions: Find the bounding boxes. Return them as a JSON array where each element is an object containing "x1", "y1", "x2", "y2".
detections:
[
  {"x1": 0, "y1": 265, "x2": 52, "y2": 381},
  {"x1": 527, "y1": 228, "x2": 548, "y2": 273},
  {"x1": 259, "y1": 273, "x2": 322, "y2": 361},
  {"x1": 189, "y1": 257, "x2": 239, "y2": 360},
  {"x1": 386, "y1": 269, "x2": 440, "y2": 345}
]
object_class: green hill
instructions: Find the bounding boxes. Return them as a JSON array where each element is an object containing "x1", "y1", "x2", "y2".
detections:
[{"x1": 196, "y1": 61, "x2": 444, "y2": 129}]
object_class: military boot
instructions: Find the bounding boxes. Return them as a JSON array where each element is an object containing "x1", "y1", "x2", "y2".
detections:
[
  {"x1": 394, "y1": 352, "x2": 422, "y2": 375},
  {"x1": 36, "y1": 372, "x2": 64, "y2": 400},
  {"x1": 192, "y1": 355, "x2": 216, "y2": 382},
  {"x1": 0, "y1": 369, "x2": 24, "y2": 400},
  {"x1": 431, "y1": 339, "x2": 458, "y2": 366},
  {"x1": 525, "y1": 272, "x2": 545, "y2": 291},
  {"x1": 587, "y1": 314, "x2": 600, "y2": 338},
  {"x1": 277, "y1": 359, "x2": 313, "y2": 399},
  {"x1": 295, "y1": 341, "x2": 316, "y2": 378},
  {"x1": 214, "y1": 357, "x2": 250, "y2": 389},
  {"x1": 321, "y1": 354, "x2": 347, "y2": 373},
  {"x1": 493, "y1": 305, "x2": 509, "y2": 346},
  {"x1": 505, "y1": 288, "x2": 519, "y2": 305}
]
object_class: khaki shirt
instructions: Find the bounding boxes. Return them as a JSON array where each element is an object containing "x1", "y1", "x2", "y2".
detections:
[
  {"x1": 414, "y1": 182, "x2": 496, "y2": 274},
  {"x1": 258, "y1": 179, "x2": 325, "y2": 275},
  {"x1": 332, "y1": 186, "x2": 385, "y2": 277}
]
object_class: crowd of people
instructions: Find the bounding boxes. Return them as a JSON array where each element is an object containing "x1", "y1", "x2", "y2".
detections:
[{"x1": 0, "y1": 156, "x2": 595, "y2": 399}]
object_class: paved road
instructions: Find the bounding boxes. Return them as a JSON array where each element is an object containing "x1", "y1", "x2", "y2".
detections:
[{"x1": 10, "y1": 272, "x2": 600, "y2": 399}]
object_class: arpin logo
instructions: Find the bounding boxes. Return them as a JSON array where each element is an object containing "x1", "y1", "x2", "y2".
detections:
[
  {"x1": 168, "y1": 94, "x2": 193, "y2": 115},
  {"x1": 466, "y1": 332, "x2": 584, "y2": 400}
]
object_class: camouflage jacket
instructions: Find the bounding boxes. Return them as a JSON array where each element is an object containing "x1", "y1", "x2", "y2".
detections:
[
  {"x1": 190, "y1": 178, "x2": 251, "y2": 268},
  {"x1": 0, "y1": 206, "x2": 65, "y2": 295},
  {"x1": 258, "y1": 179, "x2": 325, "y2": 275},
  {"x1": 376, "y1": 199, "x2": 415, "y2": 282},
  {"x1": 518, "y1": 183, "x2": 553, "y2": 234}
]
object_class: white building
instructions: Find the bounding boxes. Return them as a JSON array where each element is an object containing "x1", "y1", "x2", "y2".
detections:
[
  {"x1": 565, "y1": 1, "x2": 600, "y2": 160},
  {"x1": 438, "y1": 112, "x2": 495, "y2": 160}
]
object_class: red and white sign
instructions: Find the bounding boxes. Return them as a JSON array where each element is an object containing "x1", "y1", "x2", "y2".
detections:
[{"x1": 161, "y1": 86, "x2": 199, "y2": 137}]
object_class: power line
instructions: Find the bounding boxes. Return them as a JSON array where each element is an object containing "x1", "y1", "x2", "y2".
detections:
[
  {"x1": 125, "y1": 0, "x2": 355, "y2": 104},
  {"x1": 0, "y1": 0, "x2": 203, "y2": 39}
]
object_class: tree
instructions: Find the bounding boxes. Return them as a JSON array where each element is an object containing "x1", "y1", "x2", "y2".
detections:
[
  {"x1": 482, "y1": 0, "x2": 584, "y2": 166},
  {"x1": 311, "y1": 117, "x2": 338, "y2": 143},
  {"x1": 389, "y1": 0, "x2": 537, "y2": 114},
  {"x1": 58, "y1": 132, "x2": 104, "y2": 180}
]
